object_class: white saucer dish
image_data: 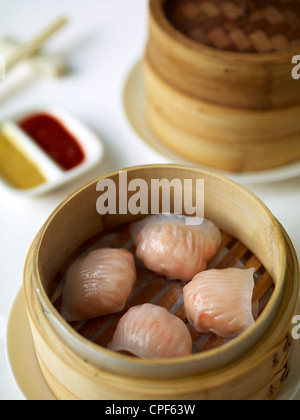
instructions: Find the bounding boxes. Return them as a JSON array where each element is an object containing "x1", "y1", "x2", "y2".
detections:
[{"x1": 0, "y1": 106, "x2": 105, "y2": 197}]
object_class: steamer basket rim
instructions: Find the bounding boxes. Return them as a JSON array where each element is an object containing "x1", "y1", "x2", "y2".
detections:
[
  {"x1": 150, "y1": 0, "x2": 300, "y2": 62},
  {"x1": 24, "y1": 164, "x2": 289, "y2": 378}
]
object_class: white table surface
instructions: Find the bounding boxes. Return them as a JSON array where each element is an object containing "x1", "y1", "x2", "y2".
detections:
[{"x1": 0, "y1": 0, "x2": 299, "y2": 401}]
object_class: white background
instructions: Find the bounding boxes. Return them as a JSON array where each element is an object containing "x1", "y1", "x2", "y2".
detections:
[{"x1": 0, "y1": 0, "x2": 299, "y2": 400}]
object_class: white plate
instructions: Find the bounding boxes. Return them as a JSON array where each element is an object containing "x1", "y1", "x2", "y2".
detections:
[
  {"x1": 6, "y1": 289, "x2": 55, "y2": 400},
  {"x1": 122, "y1": 61, "x2": 300, "y2": 185},
  {"x1": 0, "y1": 106, "x2": 105, "y2": 196},
  {"x1": 6, "y1": 288, "x2": 300, "y2": 400}
]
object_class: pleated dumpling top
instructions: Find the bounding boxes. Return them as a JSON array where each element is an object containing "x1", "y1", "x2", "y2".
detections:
[
  {"x1": 183, "y1": 268, "x2": 256, "y2": 339},
  {"x1": 131, "y1": 215, "x2": 221, "y2": 283},
  {"x1": 61, "y1": 248, "x2": 136, "y2": 322},
  {"x1": 109, "y1": 303, "x2": 193, "y2": 359}
]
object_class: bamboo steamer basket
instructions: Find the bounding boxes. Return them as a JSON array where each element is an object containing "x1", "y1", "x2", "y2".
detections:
[
  {"x1": 144, "y1": 58, "x2": 300, "y2": 172},
  {"x1": 23, "y1": 165, "x2": 299, "y2": 400},
  {"x1": 145, "y1": 0, "x2": 300, "y2": 172},
  {"x1": 148, "y1": 0, "x2": 300, "y2": 109}
]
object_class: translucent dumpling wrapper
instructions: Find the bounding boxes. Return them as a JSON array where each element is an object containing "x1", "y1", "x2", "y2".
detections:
[
  {"x1": 108, "y1": 303, "x2": 193, "y2": 359},
  {"x1": 130, "y1": 214, "x2": 221, "y2": 283},
  {"x1": 61, "y1": 249, "x2": 136, "y2": 322},
  {"x1": 183, "y1": 268, "x2": 256, "y2": 339}
]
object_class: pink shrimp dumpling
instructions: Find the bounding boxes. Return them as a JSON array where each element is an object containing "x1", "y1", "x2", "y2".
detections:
[
  {"x1": 131, "y1": 215, "x2": 221, "y2": 282},
  {"x1": 61, "y1": 249, "x2": 136, "y2": 322},
  {"x1": 183, "y1": 268, "x2": 256, "y2": 339},
  {"x1": 108, "y1": 303, "x2": 193, "y2": 359}
]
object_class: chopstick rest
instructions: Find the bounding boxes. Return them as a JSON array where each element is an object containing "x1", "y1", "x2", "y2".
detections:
[
  {"x1": 5, "y1": 17, "x2": 68, "y2": 73},
  {"x1": 0, "y1": 37, "x2": 68, "y2": 78}
]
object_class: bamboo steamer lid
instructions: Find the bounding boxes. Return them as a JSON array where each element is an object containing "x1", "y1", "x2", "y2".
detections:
[
  {"x1": 144, "y1": 56, "x2": 300, "y2": 172},
  {"x1": 145, "y1": 0, "x2": 300, "y2": 172},
  {"x1": 165, "y1": 0, "x2": 300, "y2": 54},
  {"x1": 148, "y1": 0, "x2": 300, "y2": 109}
]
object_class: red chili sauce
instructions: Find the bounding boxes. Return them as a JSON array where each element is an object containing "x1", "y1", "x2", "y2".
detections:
[{"x1": 19, "y1": 114, "x2": 85, "y2": 171}]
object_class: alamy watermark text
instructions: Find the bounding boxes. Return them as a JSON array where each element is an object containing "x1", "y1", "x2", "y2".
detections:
[
  {"x1": 96, "y1": 171, "x2": 204, "y2": 225},
  {"x1": 292, "y1": 316, "x2": 300, "y2": 340},
  {"x1": 292, "y1": 55, "x2": 300, "y2": 80}
]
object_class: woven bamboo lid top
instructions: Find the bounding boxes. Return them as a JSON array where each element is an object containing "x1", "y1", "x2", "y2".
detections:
[{"x1": 164, "y1": 0, "x2": 300, "y2": 53}]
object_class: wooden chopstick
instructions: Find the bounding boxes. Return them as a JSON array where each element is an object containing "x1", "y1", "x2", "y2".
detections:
[{"x1": 5, "y1": 16, "x2": 68, "y2": 73}]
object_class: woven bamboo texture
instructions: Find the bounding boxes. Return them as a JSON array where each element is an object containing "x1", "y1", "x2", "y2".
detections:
[{"x1": 164, "y1": 0, "x2": 300, "y2": 52}]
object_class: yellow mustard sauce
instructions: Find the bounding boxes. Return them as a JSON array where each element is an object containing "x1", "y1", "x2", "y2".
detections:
[{"x1": 0, "y1": 131, "x2": 47, "y2": 190}]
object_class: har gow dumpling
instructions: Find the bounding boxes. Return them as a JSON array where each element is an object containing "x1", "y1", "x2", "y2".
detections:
[
  {"x1": 61, "y1": 249, "x2": 136, "y2": 322},
  {"x1": 131, "y1": 215, "x2": 221, "y2": 282},
  {"x1": 108, "y1": 303, "x2": 192, "y2": 358},
  {"x1": 183, "y1": 268, "x2": 256, "y2": 339}
]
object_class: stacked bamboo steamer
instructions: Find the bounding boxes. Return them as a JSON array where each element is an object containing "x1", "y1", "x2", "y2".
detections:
[
  {"x1": 24, "y1": 165, "x2": 300, "y2": 400},
  {"x1": 144, "y1": 0, "x2": 300, "y2": 172}
]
